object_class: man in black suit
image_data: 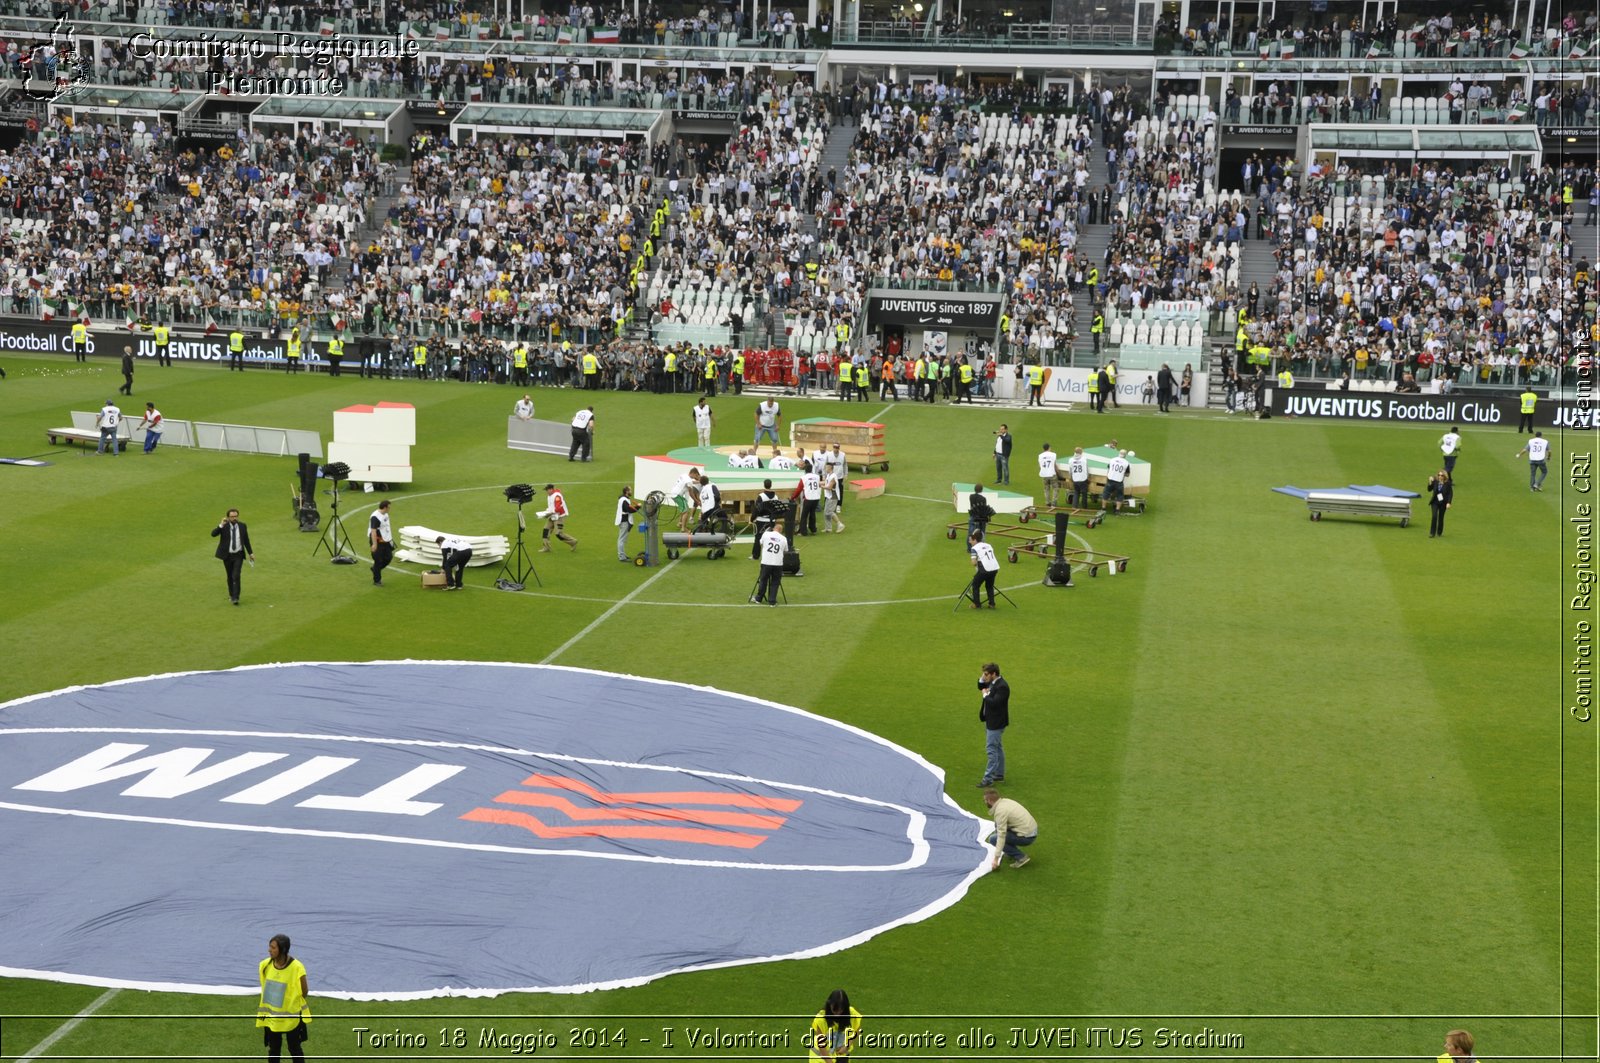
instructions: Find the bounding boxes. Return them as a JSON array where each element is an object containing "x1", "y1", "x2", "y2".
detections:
[
  {"x1": 211, "y1": 508, "x2": 254, "y2": 605},
  {"x1": 1156, "y1": 363, "x2": 1177, "y2": 413},
  {"x1": 977, "y1": 662, "x2": 1010, "y2": 787}
]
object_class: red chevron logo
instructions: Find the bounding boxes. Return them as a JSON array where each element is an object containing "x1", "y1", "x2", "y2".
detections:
[{"x1": 460, "y1": 774, "x2": 802, "y2": 848}]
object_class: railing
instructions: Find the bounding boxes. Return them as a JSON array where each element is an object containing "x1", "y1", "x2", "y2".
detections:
[
  {"x1": 836, "y1": 19, "x2": 1151, "y2": 49},
  {"x1": 0, "y1": 8, "x2": 824, "y2": 61}
]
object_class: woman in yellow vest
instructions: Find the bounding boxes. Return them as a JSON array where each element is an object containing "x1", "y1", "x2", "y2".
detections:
[
  {"x1": 257, "y1": 933, "x2": 311, "y2": 1061},
  {"x1": 807, "y1": 989, "x2": 862, "y2": 1063}
]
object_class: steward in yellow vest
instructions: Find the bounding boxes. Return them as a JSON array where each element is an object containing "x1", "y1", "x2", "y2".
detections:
[{"x1": 152, "y1": 323, "x2": 171, "y2": 366}]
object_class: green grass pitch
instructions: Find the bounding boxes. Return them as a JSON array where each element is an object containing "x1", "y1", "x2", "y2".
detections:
[{"x1": 0, "y1": 355, "x2": 1591, "y2": 1062}]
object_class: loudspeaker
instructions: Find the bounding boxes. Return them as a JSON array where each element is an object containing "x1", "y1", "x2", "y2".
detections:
[
  {"x1": 782, "y1": 549, "x2": 802, "y2": 576},
  {"x1": 1053, "y1": 512, "x2": 1070, "y2": 559},
  {"x1": 1044, "y1": 559, "x2": 1074, "y2": 587}
]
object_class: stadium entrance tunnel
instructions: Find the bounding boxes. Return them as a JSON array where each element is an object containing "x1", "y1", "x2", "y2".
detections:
[{"x1": 0, "y1": 662, "x2": 989, "y2": 998}]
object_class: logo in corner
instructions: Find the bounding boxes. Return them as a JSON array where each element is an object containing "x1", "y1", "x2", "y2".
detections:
[{"x1": 21, "y1": 17, "x2": 89, "y2": 104}]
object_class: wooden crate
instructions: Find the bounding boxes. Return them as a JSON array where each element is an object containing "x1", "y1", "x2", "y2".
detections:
[{"x1": 790, "y1": 419, "x2": 889, "y2": 471}]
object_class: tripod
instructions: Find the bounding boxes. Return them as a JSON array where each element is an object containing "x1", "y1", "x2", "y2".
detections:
[
  {"x1": 495, "y1": 504, "x2": 543, "y2": 590},
  {"x1": 954, "y1": 574, "x2": 1017, "y2": 612},
  {"x1": 312, "y1": 477, "x2": 358, "y2": 564},
  {"x1": 749, "y1": 569, "x2": 788, "y2": 605}
]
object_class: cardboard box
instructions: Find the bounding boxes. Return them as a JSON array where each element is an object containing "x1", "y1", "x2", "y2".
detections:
[{"x1": 420, "y1": 570, "x2": 448, "y2": 588}]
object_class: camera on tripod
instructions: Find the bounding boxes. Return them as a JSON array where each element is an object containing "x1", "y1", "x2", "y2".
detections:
[{"x1": 496, "y1": 483, "x2": 541, "y2": 590}]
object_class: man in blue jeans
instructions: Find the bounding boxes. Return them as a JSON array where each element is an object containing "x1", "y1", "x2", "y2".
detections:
[
  {"x1": 983, "y1": 788, "x2": 1037, "y2": 870},
  {"x1": 977, "y1": 662, "x2": 1009, "y2": 786},
  {"x1": 992, "y1": 424, "x2": 1012, "y2": 485}
]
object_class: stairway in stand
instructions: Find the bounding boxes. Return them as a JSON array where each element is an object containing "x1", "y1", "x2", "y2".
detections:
[{"x1": 1066, "y1": 122, "x2": 1113, "y2": 366}]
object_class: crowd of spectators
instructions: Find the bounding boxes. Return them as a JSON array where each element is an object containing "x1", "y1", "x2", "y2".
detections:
[
  {"x1": 1229, "y1": 157, "x2": 1596, "y2": 389},
  {"x1": 1216, "y1": 78, "x2": 1596, "y2": 127},
  {"x1": 0, "y1": 0, "x2": 817, "y2": 47},
  {"x1": 1, "y1": 49, "x2": 1593, "y2": 393},
  {"x1": 0, "y1": 119, "x2": 386, "y2": 329},
  {"x1": 1167, "y1": 6, "x2": 1599, "y2": 60}
]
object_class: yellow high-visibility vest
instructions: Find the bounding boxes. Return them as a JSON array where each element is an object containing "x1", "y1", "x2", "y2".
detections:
[
  {"x1": 413, "y1": 344, "x2": 427, "y2": 365},
  {"x1": 153, "y1": 324, "x2": 169, "y2": 345},
  {"x1": 229, "y1": 331, "x2": 244, "y2": 352}
]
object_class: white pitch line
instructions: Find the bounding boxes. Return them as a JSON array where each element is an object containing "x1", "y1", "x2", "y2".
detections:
[
  {"x1": 16, "y1": 987, "x2": 119, "y2": 1063},
  {"x1": 539, "y1": 556, "x2": 683, "y2": 664}
]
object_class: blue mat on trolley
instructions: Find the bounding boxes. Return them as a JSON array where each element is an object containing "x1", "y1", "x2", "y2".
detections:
[{"x1": 1272, "y1": 484, "x2": 1421, "y2": 499}]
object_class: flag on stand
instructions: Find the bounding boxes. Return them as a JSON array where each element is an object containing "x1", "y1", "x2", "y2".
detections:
[
  {"x1": 204, "y1": 313, "x2": 219, "y2": 336},
  {"x1": 1365, "y1": 43, "x2": 1382, "y2": 57},
  {"x1": 591, "y1": 26, "x2": 620, "y2": 43},
  {"x1": 69, "y1": 299, "x2": 90, "y2": 323},
  {"x1": 509, "y1": 24, "x2": 527, "y2": 40},
  {"x1": 27, "y1": 275, "x2": 43, "y2": 290},
  {"x1": 332, "y1": 316, "x2": 347, "y2": 332},
  {"x1": 1567, "y1": 42, "x2": 1590, "y2": 59},
  {"x1": 1280, "y1": 41, "x2": 1295, "y2": 58},
  {"x1": 40, "y1": 298, "x2": 57, "y2": 321},
  {"x1": 318, "y1": 18, "x2": 336, "y2": 36},
  {"x1": 1507, "y1": 102, "x2": 1529, "y2": 122},
  {"x1": 473, "y1": 23, "x2": 491, "y2": 39},
  {"x1": 556, "y1": 26, "x2": 574, "y2": 44},
  {"x1": 1258, "y1": 43, "x2": 1269, "y2": 59},
  {"x1": 125, "y1": 315, "x2": 140, "y2": 331},
  {"x1": 404, "y1": 23, "x2": 422, "y2": 40},
  {"x1": 433, "y1": 22, "x2": 452, "y2": 40},
  {"x1": 467, "y1": 83, "x2": 484, "y2": 101},
  {"x1": 1509, "y1": 42, "x2": 1529, "y2": 58}
]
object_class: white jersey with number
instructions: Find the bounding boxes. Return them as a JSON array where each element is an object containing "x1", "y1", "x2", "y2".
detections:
[
  {"x1": 801, "y1": 472, "x2": 822, "y2": 500},
  {"x1": 1107, "y1": 456, "x2": 1130, "y2": 483},
  {"x1": 1067, "y1": 454, "x2": 1089, "y2": 481},
  {"x1": 971, "y1": 541, "x2": 1000, "y2": 572},
  {"x1": 760, "y1": 529, "x2": 787, "y2": 564},
  {"x1": 1038, "y1": 450, "x2": 1058, "y2": 477},
  {"x1": 693, "y1": 404, "x2": 713, "y2": 430},
  {"x1": 1526, "y1": 437, "x2": 1550, "y2": 461}
]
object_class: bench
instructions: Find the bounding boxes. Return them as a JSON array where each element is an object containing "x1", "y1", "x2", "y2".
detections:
[{"x1": 1306, "y1": 492, "x2": 1412, "y2": 527}]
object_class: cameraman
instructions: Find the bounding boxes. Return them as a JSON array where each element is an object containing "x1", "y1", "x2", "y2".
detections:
[
  {"x1": 752, "y1": 521, "x2": 788, "y2": 606},
  {"x1": 967, "y1": 484, "x2": 993, "y2": 543},
  {"x1": 751, "y1": 480, "x2": 779, "y2": 559},
  {"x1": 968, "y1": 531, "x2": 999, "y2": 609}
]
